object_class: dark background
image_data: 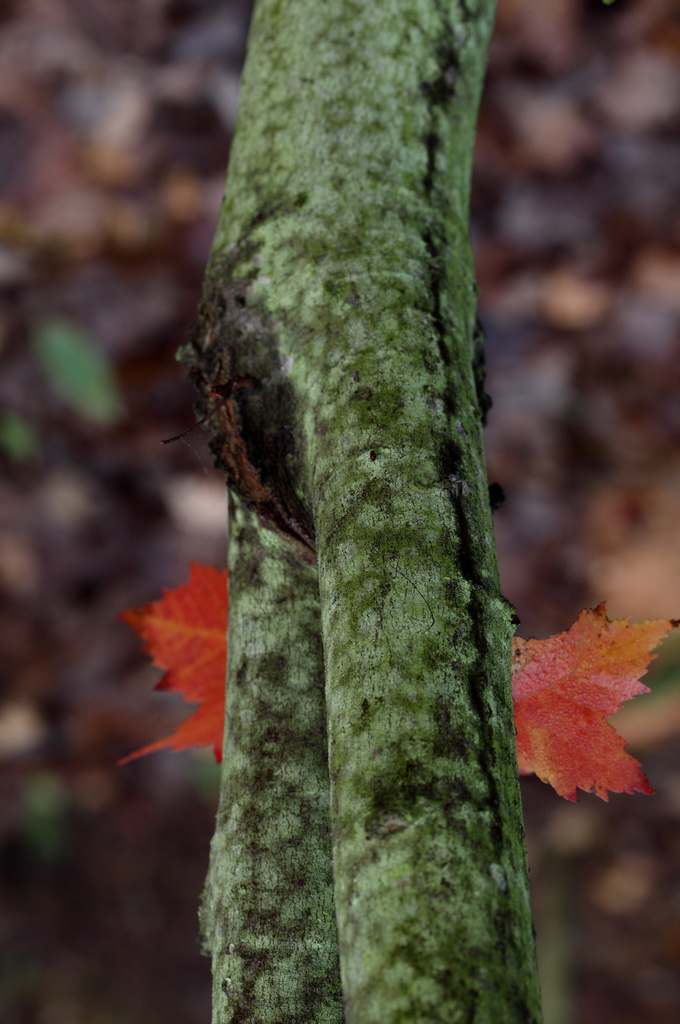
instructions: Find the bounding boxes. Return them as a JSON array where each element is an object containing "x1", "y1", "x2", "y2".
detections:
[{"x1": 1, "y1": 1, "x2": 679, "y2": 1021}]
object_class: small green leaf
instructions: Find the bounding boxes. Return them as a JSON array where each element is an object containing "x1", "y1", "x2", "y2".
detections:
[
  {"x1": 21, "y1": 772, "x2": 70, "y2": 864},
  {"x1": 32, "y1": 319, "x2": 125, "y2": 426},
  {"x1": 0, "y1": 411, "x2": 39, "y2": 460}
]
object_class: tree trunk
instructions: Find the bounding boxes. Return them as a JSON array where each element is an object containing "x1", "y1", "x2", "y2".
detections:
[
  {"x1": 191, "y1": 0, "x2": 542, "y2": 1021},
  {"x1": 200, "y1": 496, "x2": 342, "y2": 1023}
]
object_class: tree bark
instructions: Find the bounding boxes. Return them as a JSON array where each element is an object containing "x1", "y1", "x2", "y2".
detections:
[
  {"x1": 201, "y1": 496, "x2": 342, "y2": 1023},
  {"x1": 191, "y1": 0, "x2": 542, "y2": 1021}
]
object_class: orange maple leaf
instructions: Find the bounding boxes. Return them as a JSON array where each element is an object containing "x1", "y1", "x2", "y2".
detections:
[
  {"x1": 512, "y1": 604, "x2": 677, "y2": 801},
  {"x1": 118, "y1": 562, "x2": 228, "y2": 765}
]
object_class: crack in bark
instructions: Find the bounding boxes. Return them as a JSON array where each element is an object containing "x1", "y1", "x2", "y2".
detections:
[
  {"x1": 418, "y1": 6, "x2": 462, "y2": 373},
  {"x1": 420, "y1": 1, "x2": 506, "y2": 859}
]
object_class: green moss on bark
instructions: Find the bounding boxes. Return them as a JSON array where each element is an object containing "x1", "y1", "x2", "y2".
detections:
[
  {"x1": 196, "y1": 0, "x2": 542, "y2": 1021},
  {"x1": 201, "y1": 498, "x2": 342, "y2": 1023}
]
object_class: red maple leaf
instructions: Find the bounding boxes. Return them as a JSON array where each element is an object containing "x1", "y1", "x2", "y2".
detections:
[
  {"x1": 118, "y1": 562, "x2": 228, "y2": 765},
  {"x1": 120, "y1": 569, "x2": 677, "y2": 802},
  {"x1": 512, "y1": 604, "x2": 677, "y2": 801}
]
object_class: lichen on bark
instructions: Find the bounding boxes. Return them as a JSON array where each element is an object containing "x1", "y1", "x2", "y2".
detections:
[
  {"x1": 195, "y1": 0, "x2": 542, "y2": 1021},
  {"x1": 201, "y1": 497, "x2": 342, "y2": 1023}
]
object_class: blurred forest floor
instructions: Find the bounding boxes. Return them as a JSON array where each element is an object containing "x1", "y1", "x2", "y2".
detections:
[{"x1": 1, "y1": 1, "x2": 680, "y2": 1022}]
